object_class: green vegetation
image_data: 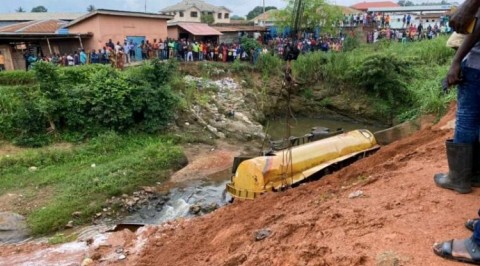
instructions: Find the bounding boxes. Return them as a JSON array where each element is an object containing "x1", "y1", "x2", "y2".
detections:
[
  {"x1": 0, "y1": 60, "x2": 194, "y2": 235},
  {"x1": 0, "y1": 60, "x2": 179, "y2": 147},
  {"x1": 48, "y1": 233, "x2": 78, "y2": 244},
  {"x1": 290, "y1": 36, "x2": 455, "y2": 122},
  {"x1": 0, "y1": 132, "x2": 187, "y2": 235},
  {"x1": 274, "y1": 0, "x2": 343, "y2": 34}
]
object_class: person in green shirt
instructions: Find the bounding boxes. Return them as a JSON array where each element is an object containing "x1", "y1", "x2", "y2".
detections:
[
  {"x1": 168, "y1": 40, "x2": 174, "y2": 59},
  {"x1": 192, "y1": 42, "x2": 199, "y2": 61}
]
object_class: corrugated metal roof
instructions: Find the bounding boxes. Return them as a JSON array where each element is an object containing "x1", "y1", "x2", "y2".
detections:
[
  {"x1": 368, "y1": 5, "x2": 452, "y2": 12},
  {"x1": 251, "y1": 9, "x2": 279, "y2": 22},
  {"x1": 0, "y1": 12, "x2": 85, "y2": 22},
  {"x1": 351, "y1": 1, "x2": 400, "y2": 10},
  {"x1": 177, "y1": 23, "x2": 222, "y2": 35},
  {"x1": 0, "y1": 19, "x2": 67, "y2": 33},
  {"x1": 161, "y1": 0, "x2": 232, "y2": 13},
  {"x1": 67, "y1": 9, "x2": 173, "y2": 28},
  {"x1": 213, "y1": 25, "x2": 266, "y2": 32}
]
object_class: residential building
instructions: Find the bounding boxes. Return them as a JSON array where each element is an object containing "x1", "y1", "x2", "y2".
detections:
[
  {"x1": 213, "y1": 23, "x2": 266, "y2": 43},
  {"x1": 67, "y1": 9, "x2": 172, "y2": 60},
  {"x1": 0, "y1": 19, "x2": 91, "y2": 70},
  {"x1": 0, "y1": 12, "x2": 85, "y2": 27},
  {"x1": 251, "y1": 9, "x2": 279, "y2": 27},
  {"x1": 160, "y1": 0, "x2": 232, "y2": 24},
  {"x1": 167, "y1": 22, "x2": 222, "y2": 42},
  {"x1": 351, "y1": 1, "x2": 400, "y2": 11}
]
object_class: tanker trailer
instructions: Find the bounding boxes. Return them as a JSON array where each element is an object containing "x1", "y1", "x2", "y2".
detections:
[{"x1": 226, "y1": 129, "x2": 380, "y2": 200}]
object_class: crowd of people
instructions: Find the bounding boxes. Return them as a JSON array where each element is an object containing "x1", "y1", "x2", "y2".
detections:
[
  {"x1": 366, "y1": 22, "x2": 451, "y2": 43},
  {"x1": 23, "y1": 12, "x2": 454, "y2": 71},
  {"x1": 342, "y1": 11, "x2": 450, "y2": 29}
]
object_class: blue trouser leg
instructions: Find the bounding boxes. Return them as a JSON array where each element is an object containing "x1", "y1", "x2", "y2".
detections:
[
  {"x1": 454, "y1": 65, "x2": 480, "y2": 144},
  {"x1": 474, "y1": 215, "x2": 480, "y2": 246}
]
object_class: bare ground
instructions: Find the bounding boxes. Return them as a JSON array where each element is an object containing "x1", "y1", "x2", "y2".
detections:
[{"x1": 0, "y1": 104, "x2": 472, "y2": 266}]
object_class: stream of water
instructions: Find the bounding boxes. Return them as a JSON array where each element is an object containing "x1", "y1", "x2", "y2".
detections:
[{"x1": 266, "y1": 117, "x2": 385, "y2": 140}]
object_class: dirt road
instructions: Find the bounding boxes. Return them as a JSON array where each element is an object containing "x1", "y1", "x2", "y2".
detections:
[{"x1": 0, "y1": 104, "x2": 472, "y2": 265}]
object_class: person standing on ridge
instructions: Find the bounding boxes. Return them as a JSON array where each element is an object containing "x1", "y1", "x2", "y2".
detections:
[{"x1": 433, "y1": 3, "x2": 480, "y2": 264}]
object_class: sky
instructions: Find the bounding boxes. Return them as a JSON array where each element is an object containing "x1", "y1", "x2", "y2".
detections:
[{"x1": 0, "y1": 0, "x2": 364, "y2": 17}]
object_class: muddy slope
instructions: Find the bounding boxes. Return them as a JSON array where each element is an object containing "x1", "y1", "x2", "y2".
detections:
[{"x1": 0, "y1": 104, "x2": 473, "y2": 266}]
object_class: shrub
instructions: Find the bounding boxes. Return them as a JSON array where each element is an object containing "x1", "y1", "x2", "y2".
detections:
[
  {"x1": 256, "y1": 53, "x2": 284, "y2": 77},
  {"x1": 0, "y1": 61, "x2": 180, "y2": 146},
  {"x1": 292, "y1": 52, "x2": 329, "y2": 84},
  {"x1": 347, "y1": 53, "x2": 416, "y2": 118},
  {"x1": 0, "y1": 71, "x2": 36, "y2": 85},
  {"x1": 342, "y1": 35, "x2": 361, "y2": 52},
  {"x1": 241, "y1": 37, "x2": 261, "y2": 56}
]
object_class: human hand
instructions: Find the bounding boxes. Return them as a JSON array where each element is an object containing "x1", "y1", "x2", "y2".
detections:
[{"x1": 446, "y1": 61, "x2": 462, "y2": 87}]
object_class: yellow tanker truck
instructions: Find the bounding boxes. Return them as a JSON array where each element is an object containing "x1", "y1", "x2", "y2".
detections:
[{"x1": 226, "y1": 129, "x2": 379, "y2": 200}]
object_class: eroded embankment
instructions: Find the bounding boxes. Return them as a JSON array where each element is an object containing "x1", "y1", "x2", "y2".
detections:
[{"x1": 0, "y1": 104, "x2": 472, "y2": 266}]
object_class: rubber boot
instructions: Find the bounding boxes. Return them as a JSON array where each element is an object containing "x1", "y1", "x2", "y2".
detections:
[
  {"x1": 473, "y1": 142, "x2": 480, "y2": 187},
  {"x1": 434, "y1": 140, "x2": 473, "y2": 194}
]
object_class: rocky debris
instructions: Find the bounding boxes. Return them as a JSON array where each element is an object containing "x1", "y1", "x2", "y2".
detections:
[
  {"x1": 28, "y1": 166, "x2": 38, "y2": 172},
  {"x1": 255, "y1": 229, "x2": 272, "y2": 241},
  {"x1": 118, "y1": 254, "x2": 126, "y2": 260},
  {"x1": 348, "y1": 190, "x2": 364, "y2": 199},
  {"x1": 183, "y1": 76, "x2": 265, "y2": 141},
  {"x1": 72, "y1": 211, "x2": 82, "y2": 218},
  {"x1": 81, "y1": 258, "x2": 94, "y2": 266},
  {"x1": 189, "y1": 205, "x2": 201, "y2": 215},
  {"x1": 0, "y1": 212, "x2": 29, "y2": 244},
  {"x1": 376, "y1": 251, "x2": 401, "y2": 266},
  {"x1": 224, "y1": 253, "x2": 248, "y2": 266},
  {"x1": 102, "y1": 189, "x2": 170, "y2": 217},
  {"x1": 189, "y1": 203, "x2": 220, "y2": 216},
  {"x1": 65, "y1": 221, "x2": 74, "y2": 229}
]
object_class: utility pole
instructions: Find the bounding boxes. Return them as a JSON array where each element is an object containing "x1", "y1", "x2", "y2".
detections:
[
  {"x1": 145, "y1": 0, "x2": 147, "y2": 12},
  {"x1": 263, "y1": 0, "x2": 265, "y2": 25}
]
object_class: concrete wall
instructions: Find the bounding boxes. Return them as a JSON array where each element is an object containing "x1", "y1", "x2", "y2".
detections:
[
  {"x1": 214, "y1": 8, "x2": 230, "y2": 24},
  {"x1": 219, "y1": 32, "x2": 238, "y2": 44},
  {"x1": 0, "y1": 45, "x2": 15, "y2": 71},
  {"x1": 69, "y1": 14, "x2": 169, "y2": 51},
  {"x1": 166, "y1": 6, "x2": 230, "y2": 24},
  {"x1": 168, "y1": 26, "x2": 180, "y2": 39}
]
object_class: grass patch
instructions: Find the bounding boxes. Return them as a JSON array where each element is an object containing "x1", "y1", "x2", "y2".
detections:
[
  {"x1": 0, "y1": 131, "x2": 187, "y2": 235},
  {"x1": 48, "y1": 233, "x2": 78, "y2": 245}
]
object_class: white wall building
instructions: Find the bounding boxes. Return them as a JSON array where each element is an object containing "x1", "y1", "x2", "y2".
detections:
[{"x1": 161, "y1": 0, "x2": 232, "y2": 24}]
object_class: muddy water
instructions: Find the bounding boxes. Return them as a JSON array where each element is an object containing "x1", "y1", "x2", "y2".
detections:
[
  {"x1": 119, "y1": 169, "x2": 233, "y2": 225},
  {"x1": 266, "y1": 118, "x2": 385, "y2": 140}
]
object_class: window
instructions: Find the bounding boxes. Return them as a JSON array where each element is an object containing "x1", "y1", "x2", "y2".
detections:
[
  {"x1": 218, "y1": 13, "x2": 222, "y2": 19},
  {"x1": 225, "y1": 13, "x2": 229, "y2": 19},
  {"x1": 191, "y1": 11, "x2": 198, "y2": 18},
  {"x1": 179, "y1": 12, "x2": 184, "y2": 17}
]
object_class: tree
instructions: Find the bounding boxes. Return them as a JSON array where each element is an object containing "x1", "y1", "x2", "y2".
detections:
[
  {"x1": 231, "y1": 15, "x2": 246, "y2": 20},
  {"x1": 246, "y1": 6, "x2": 278, "y2": 20},
  {"x1": 201, "y1": 14, "x2": 215, "y2": 24},
  {"x1": 273, "y1": 0, "x2": 343, "y2": 35},
  {"x1": 31, "y1": 6, "x2": 48, "y2": 12},
  {"x1": 87, "y1": 5, "x2": 96, "y2": 12},
  {"x1": 15, "y1": 7, "x2": 26, "y2": 12}
]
